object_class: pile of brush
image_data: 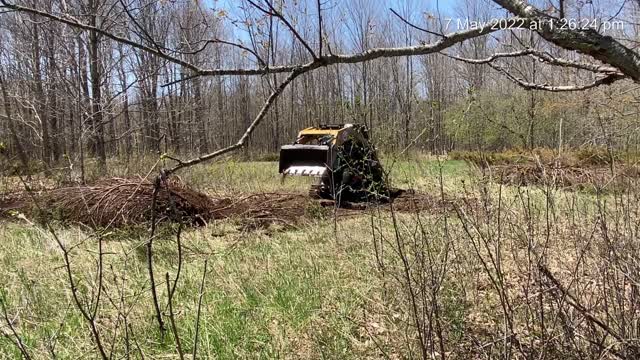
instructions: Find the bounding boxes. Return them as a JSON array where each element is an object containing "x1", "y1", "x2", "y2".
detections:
[
  {"x1": 492, "y1": 164, "x2": 640, "y2": 190},
  {"x1": 41, "y1": 177, "x2": 220, "y2": 227}
]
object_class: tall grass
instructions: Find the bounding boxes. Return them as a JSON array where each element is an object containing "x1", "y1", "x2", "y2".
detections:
[{"x1": 2, "y1": 156, "x2": 639, "y2": 358}]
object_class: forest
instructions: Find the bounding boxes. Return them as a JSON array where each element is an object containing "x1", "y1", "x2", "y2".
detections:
[
  {"x1": 2, "y1": 0, "x2": 640, "y2": 358},
  {"x1": 1, "y1": 0, "x2": 638, "y2": 176}
]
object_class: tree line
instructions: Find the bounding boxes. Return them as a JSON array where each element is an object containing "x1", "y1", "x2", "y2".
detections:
[{"x1": 1, "y1": 0, "x2": 640, "y2": 176}]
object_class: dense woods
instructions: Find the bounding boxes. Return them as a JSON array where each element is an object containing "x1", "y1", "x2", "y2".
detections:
[{"x1": 2, "y1": 0, "x2": 640, "y2": 177}]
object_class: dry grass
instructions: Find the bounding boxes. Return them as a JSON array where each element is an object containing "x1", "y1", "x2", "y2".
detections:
[{"x1": 1, "y1": 157, "x2": 639, "y2": 358}]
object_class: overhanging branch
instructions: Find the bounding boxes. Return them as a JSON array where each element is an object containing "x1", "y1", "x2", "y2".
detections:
[
  {"x1": 490, "y1": 63, "x2": 625, "y2": 91},
  {"x1": 0, "y1": 1, "x2": 514, "y2": 78},
  {"x1": 492, "y1": 0, "x2": 640, "y2": 81}
]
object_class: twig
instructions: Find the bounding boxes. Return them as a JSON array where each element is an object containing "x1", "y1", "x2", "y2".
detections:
[
  {"x1": 390, "y1": 8, "x2": 445, "y2": 38},
  {"x1": 246, "y1": 0, "x2": 318, "y2": 60},
  {"x1": 15, "y1": 176, "x2": 109, "y2": 359},
  {"x1": 317, "y1": 0, "x2": 323, "y2": 57},
  {"x1": 147, "y1": 175, "x2": 165, "y2": 333},
  {"x1": 538, "y1": 263, "x2": 625, "y2": 345},
  {"x1": 165, "y1": 273, "x2": 184, "y2": 360},
  {"x1": 0, "y1": 297, "x2": 31, "y2": 360},
  {"x1": 192, "y1": 259, "x2": 208, "y2": 360}
]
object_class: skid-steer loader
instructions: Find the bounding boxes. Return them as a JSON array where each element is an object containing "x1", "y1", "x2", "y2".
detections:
[{"x1": 279, "y1": 124, "x2": 390, "y2": 203}]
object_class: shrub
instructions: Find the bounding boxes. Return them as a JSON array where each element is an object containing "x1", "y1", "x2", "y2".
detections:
[{"x1": 575, "y1": 146, "x2": 619, "y2": 165}]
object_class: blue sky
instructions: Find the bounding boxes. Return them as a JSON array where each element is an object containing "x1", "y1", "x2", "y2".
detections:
[{"x1": 209, "y1": 0, "x2": 471, "y2": 47}]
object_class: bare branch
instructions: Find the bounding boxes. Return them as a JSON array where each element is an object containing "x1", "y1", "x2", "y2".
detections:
[
  {"x1": 317, "y1": 0, "x2": 323, "y2": 57},
  {"x1": 443, "y1": 49, "x2": 536, "y2": 64},
  {"x1": 445, "y1": 47, "x2": 626, "y2": 91},
  {"x1": 246, "y1": 0, "x2": 318, "y2": 59},
  {"x1": 390, "y1": 7, "x2": 445, "y2": 38},
  {"x1": 192, "y1": 259, "x2": 208, "y2": 360},
  {"x1": 165, "y1": 273, "x2": 184, "y2": 360},
  {"x1": 0, "y1": 297, "x2": 32, "y2": 360},
  {"x1": 147, "y1": 176, "x2": 166, "y2": 333},
  {"x1": 445, "y1": 48, "x2": 622, "y2": 76},
  {"x1": 530, "y1": 51, "x2": 622, "y2": 74},
  {"x1": 538, "y1": 264, "x2": 625, "y2": 345},
  {"x1": 490, "y1": 63, "x2": 625, "y2": 91},
  {"x1": 182, "y1": 38, "x2": 267, "y2": 66},
  {"x1": 0, "y1": 1, "x2": 515, "y2": 79},
  {"x1": 164, "y1": 17, "x2": 507, "y2": 173},
  {"x1": 165, "y1": 65, "x2": 312, "y2": 174},
  {"x1": 0, "y1": 0, "x2": 205, "y2": 73},
  {"x1": 493, "y1": 0, "x2": 640, "y2": 81},
  {"x1": 119, "y1": 0, "x2": 163, "y2": 53}
]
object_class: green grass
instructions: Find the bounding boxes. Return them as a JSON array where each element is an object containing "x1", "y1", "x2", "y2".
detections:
[
  {"x1": 0, "y1": 214, "x2": 384, "y2": 358},
  {"x1": 178, "y1": 155, "x2": 472, "y2": 194}
]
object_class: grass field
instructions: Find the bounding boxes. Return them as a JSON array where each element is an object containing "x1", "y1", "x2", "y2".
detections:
[{"x1": 1, "y1": 156, "x2": 639, "y2": 359}]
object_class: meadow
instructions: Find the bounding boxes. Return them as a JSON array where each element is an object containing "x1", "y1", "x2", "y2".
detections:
[{"x1": 1, "y1": 155, "x2": 638, "y2": 359}]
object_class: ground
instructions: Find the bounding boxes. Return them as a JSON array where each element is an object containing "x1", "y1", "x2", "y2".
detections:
[{"x1": 1, "y1": 155, "x2": 638, "y2": 359}]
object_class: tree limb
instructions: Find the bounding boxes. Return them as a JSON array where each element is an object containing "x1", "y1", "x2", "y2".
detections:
[
  {"x1": 443, "y1": 49, "x2": 536, "y2": 64},
  {"x1": 492, "y1": 0, "x2": 640, "y2": 81},
  {"x1": 490, "y1": 63, "x2": 625, "y2": 91},
  {"x1": 165, "y1": 64, "x2": 312, "y2": 174},
  {"x1": 0, "y1": 1, "x2": 513, "y2": 78}
]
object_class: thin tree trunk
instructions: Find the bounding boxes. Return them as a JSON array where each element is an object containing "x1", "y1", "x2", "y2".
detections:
[
  {"x1": 0, "y1": 74, "x2": 30, "y2": 174},
  {"x1": 31, "y1": 20, "x2": 52, "y2": 169},
  {"x1": 88, "y1": 2, "x2": 106, "y2": 173}
]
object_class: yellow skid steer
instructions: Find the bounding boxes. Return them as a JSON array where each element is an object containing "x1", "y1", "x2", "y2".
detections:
[{"x1": 279, "y1": 124, "x2": 391, "y2": 203}]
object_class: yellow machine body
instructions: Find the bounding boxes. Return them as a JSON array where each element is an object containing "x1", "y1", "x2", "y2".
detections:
[{"x1": 278, "y1": 124, "x2": 357, "y2": 177}]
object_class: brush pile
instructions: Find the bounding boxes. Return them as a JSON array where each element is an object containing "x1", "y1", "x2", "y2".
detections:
[
  {"x1": 16, "y1": 178, "x2": 318, "y2": 228},
  {"x1": 41, "y1": 177, "x2": 220, "y2": 227},
  {"x1": 0, "y1": 193, "x2": 26, "y2": 218},
  {"x1": 492, "y1": 164, "x2": 640, "y2": 190}
]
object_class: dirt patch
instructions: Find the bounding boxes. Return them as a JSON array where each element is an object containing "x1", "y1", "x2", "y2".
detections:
[
  {"x1": 391, "y1": 190, "x2": 459, "y2": 213},
  {"x1": 209, "y1": 193, "x2": 313, "y2": 230}
]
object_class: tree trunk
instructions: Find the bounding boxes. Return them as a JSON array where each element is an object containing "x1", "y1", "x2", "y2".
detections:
[
  {"x1": 88, "y1": 4, "x2": 106, "y2": 173},
  {"x1": 31, "y1": 20, "x2": 52, "y2": 170},
  {"x1": 0, "y1": 74, "x2": 30, "y2": 175}
]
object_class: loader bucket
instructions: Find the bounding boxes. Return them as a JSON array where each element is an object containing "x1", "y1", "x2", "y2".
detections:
[{"x1": 279, "y1": 145, "x2": 335, "y2": 177}]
